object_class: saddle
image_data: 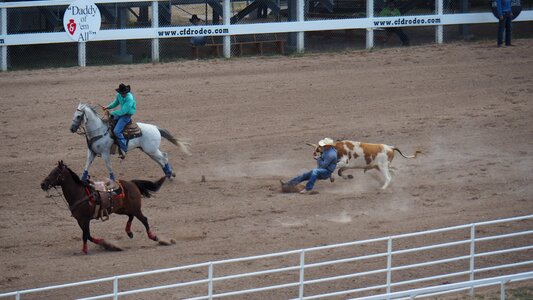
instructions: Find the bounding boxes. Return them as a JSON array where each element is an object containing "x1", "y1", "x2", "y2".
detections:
[
  {"x1": 109, "y1": 118, "x2": 142, "y2": 155},
  {"x1": 88, "y1": 179, "x2": 125, "y2": 221}
]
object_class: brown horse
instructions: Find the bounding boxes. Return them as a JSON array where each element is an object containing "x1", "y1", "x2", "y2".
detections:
[{"x1": 41, "y1": 161, "x2": 166, "y2": 254}]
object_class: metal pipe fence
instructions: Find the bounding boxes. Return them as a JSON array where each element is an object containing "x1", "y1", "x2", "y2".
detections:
[
  {"x1": 1, "y1": 0, "x2": 533, "y2": 70},
  {"x1": 0, "y1": 214, "x2": 532, "y2": 299}
]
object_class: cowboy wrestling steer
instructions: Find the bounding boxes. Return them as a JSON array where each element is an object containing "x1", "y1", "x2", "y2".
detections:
[{"x1": 308, "y1": 140, "x2": 422, "y2": 189}]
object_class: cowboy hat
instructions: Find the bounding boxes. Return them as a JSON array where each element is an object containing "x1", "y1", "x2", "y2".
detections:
[
  {"x1": 318, "y1": 137, "x2": 335, "y2": 147},
  {"x1": 189, "y1": 14, "x2": 201, "y2": 23},
  {"x1": 115, "y1": 83, "x2": 130, "y2": 94}
]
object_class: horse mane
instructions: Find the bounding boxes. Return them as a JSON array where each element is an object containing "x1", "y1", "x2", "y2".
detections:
[
  {"x1": 82, "y1": 103, "x2": 109, "y2": 124},
  {"x1": 64, "y1": 164, "x2": 87, "y2": 186},
  {"x1": 83, "y1": 103, "x2": 101, "y2": 118}
]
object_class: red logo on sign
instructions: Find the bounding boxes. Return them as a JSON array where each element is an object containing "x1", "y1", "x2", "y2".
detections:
[{"x1": 67, "y1": 19, "x2": 76, "y2": 35}]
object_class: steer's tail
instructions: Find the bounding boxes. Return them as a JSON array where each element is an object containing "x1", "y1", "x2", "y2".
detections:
[
  {"x1": 393, "y1": 147, "x2": 423, "y2": 159},
  {"x1": 158, "y1": 128, "x2": 192, "y2": 156}
]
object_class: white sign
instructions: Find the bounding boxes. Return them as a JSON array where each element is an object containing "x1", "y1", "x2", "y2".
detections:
[{"x1": 63, "y1": 0, "x2": 101, "y2": 42}]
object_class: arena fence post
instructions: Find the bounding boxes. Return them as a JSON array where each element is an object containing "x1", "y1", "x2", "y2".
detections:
[
  {"x1": 208, "y1": 262, "x2": 214, "y2": 299},
  {"x1": 500, "y1": 280, "x2": 507, "y2": 300},
  {"x1": 386, "y1": 237, "x2": 392, "y2": 297},
  {"x1": 1, "y1": 7, "x2": 7, "y2": 71},
  {"x1": 78, "y1": 42, "x2": 86, "y2": 67},
  {"x1": 223, "y1": 0, "x2": 231, "y2": 58},
  {"x1": 151, "y1": 1, "x2": 160, "y2": 63},
  {"x1": 366, "y1": 0, "x2": 375, "y2": 49},
  {"x1": 296, "y1": 0, "x2": 304, "y2": 53},
  {"x1": 435, "y1": 0, "x2": 444, "y2": 43},
  {"x1": 469, "y1": 223, "x2": 476, "y2": 297},
  {"x1": 299, "y1": 249, "x2": 305, "y2": 298},
  {"x1": 113, "y1": 276, "x2": 118, "y2": 300}
]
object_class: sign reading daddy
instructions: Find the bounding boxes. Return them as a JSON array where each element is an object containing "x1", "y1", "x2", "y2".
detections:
[{"x1": 63, "y1": 0, "x2": 101, "y2": 42}]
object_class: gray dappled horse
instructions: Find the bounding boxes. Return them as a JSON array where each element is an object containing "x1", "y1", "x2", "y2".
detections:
[{"x1": 70, "y1": 103, "x2": 190, "y2": 181}]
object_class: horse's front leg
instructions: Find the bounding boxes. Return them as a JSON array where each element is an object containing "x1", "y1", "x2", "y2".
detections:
[
  {"x1": 81, "y1": 150, "x2": 96, "y2": 181},
  {"x1": 76, "y1": 217, "x2": 102, "y2": 254},
  {"x1": 101, "y1": 152, "x2": 116, "y2": 181}
]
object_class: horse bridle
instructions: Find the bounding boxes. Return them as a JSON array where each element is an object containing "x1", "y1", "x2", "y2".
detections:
[
  {"x1": 74, "y1": 107, "x2": 110, "y2": 155},
  {"x1": 72, "y1": 109, "x2": 86, "y2": 133},
  {"x1": 44, "y1": 166, "x2": 65, "y2": 189},
  {"x1": 43, "y1": 167, "x2": 71, "y2": 211},
  {"x1": 44, "y1": 165, "x2": 96, "y2": 213}
]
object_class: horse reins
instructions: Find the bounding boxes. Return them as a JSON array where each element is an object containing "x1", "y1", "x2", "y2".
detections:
[
  {"x1": 46, "y1": 168, "x2": 98, "y2": 215},
  {"x1": 75, "y1": 108, "x2": 110, "y2": 156},
  {"x1": 46, "y1": 186, "x2": 70, "y2": 212}
]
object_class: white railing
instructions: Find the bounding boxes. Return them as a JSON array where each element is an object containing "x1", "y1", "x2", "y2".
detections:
[
  {"x1": 1, "y1": 0, "x2": 533, "y2": 70},
  {"x1": 1, "y1": 214, "x2": 532, "y2": 299}
]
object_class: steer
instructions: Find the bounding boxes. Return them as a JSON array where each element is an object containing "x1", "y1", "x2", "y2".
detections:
[{"x1": 307, "y1": 140, "x2": 422, "y2": 189}]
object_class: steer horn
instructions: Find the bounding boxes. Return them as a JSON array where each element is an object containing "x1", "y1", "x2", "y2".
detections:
[{"x1": 306, "y1": 142, "x2": 318, "y2": 148}]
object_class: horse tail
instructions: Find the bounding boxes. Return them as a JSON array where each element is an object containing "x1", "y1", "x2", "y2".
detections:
[
  {"x1": 158, "y1": 128, "x2": 192, "y2": 156},
  {"x1": 131, "y1": 176, "x2": 166, "y2": 198}
]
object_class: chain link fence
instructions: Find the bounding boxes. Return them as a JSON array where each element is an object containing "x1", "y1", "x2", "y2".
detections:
[{"x1": 2, "y1": 0, "x2": 533, "y2": 70}]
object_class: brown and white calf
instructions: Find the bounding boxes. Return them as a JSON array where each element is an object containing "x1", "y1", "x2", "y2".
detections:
[{"x1": 308, "y1": 140, "x2": 422, "y2": 189}]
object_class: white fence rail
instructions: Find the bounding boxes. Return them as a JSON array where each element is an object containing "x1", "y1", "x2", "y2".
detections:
[
  {"x1": 1, "y1": 0, "x2": 533, "y2": 70},
  {"x1": 1, "y1": 214, "x2": 532, "y2": 299}
]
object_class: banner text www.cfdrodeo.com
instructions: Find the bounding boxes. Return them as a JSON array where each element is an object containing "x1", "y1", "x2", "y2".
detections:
[
  {"x1": 373, "y1": 16, "x2": 441, "y2": 27},
  {"x1": 158, "y1": 27, "x2": 229, "y2": 37}
]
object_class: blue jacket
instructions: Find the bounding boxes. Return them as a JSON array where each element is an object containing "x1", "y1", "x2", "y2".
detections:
[
  {"x1": 317, "y1": 147, "x2": 337, "y2": 173},
  {"x1": 496, "y1": 0, "x2": 511, "y2": 17}
]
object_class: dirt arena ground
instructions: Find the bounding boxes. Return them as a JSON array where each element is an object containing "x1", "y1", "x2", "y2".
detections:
[{"x1": 1, "y1": 39, "x2": 532, "y2": 299}]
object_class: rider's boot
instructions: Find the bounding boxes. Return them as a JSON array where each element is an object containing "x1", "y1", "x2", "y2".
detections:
[
  {"x1": 117, "y1": 141, "x2": 127, "y2": 160},
  {"x1": 117, "y1": 136, "x2": 128, "y2": 160}
]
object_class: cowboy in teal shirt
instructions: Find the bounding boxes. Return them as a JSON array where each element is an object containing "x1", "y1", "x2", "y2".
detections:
[{"x1": 105, "y1": 83, "x2": 136, "y2": 158}]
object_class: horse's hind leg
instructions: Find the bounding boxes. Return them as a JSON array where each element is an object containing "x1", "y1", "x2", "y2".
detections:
[
  {"x1": 125, "y1": 215, "x2": 134, "y2": 239},
  {"x1": 145, "y1": 149, "x2": 174, "y2": 178},
  {"x1": 134, "y1": 211, "x2": 158, "y2": 241}
]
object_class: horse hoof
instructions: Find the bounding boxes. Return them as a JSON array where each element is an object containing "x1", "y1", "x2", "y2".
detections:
[
  {"x1": 127, "y1": 232, "x2": 133, "y2": 239},
  {"x1": 347, "y1": 175, "x2": 354, "y2": 179}
]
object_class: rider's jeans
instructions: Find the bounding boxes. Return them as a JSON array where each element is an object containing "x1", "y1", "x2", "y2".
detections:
[
  {"x1": 287, "y1": 168, "x2": 332, "y2": 191},
  {"x1": 113, "y1": 115, "x2": 131, "y2": 152}
]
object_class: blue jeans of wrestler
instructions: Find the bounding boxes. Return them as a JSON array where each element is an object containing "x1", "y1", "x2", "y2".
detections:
[
  {"x1": 288, "y1": 168, "x2": 332, "y2": 191},
  {"x1": 113, "y1": 114, "x2": 131, "y2": 152},
  {"x1": 498, "y1": 12, "x2": 512, "y2": 46}
]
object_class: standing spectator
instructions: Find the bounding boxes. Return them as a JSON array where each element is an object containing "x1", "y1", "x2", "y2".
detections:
[
  {"x1": 378, "y1": 0, "x2": 410, "y2": 46},
  {"x1": 257, "y1": 2, "x2": 268, "y2": 19},
  {"x1": 495, "y1": 0, "x2": 513, "y2": 47}
]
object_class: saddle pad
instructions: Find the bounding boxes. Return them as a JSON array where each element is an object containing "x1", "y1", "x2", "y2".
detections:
[
  {"x1": 92, "y1": 179, "x2": 120, "y2": 193},
  {"x1": 123, "y1": 122, "x2": 142, "y2": 138}
]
